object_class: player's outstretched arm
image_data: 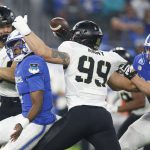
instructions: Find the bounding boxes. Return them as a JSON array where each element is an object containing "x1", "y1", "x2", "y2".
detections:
[
  {"x1": 25, "y1": 32, "x2": 70, "y2": 65},
  {"x1": 108, "y1": 72, "x2": 138, "y2": 92},
  {"x1": 12, "y1": 16, "x2": 70, "y2": 66},
  {"x1": 120, "y1": 63, "x2": 150, "y2": 96},
  {"x1": 0, "y1": 61, "x2": 16, "y2": 82},
  {"x1": 131, "y1": 75, "x2": 150, "y2": 96}
]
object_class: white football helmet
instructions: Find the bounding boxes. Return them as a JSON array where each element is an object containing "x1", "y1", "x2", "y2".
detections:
[
  {"x1": 144, "y1": 34, "x2": 150, "y2": 60},
  {"x1": 5, "y1": 30, "x2": 31, "y2": 62}
]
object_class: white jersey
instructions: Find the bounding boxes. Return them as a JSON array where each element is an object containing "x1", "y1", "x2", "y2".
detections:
[
  {"x1": 0, "y1": 47, "x2": 18, "y2": 97},
  {"x1": 58, "y1": 41, "x2": 126, "y2": 109}
]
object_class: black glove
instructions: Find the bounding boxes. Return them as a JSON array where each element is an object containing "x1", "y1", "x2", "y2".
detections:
[
  {"x1": 123, "y1": 65, "x2": 137, "y2": 80},
  {"x1": 116, "y1": 63, "x2": 137, "y2": 80},
  {"x1": 116, "y1": 63, "x2": 131, "y2": 74}
]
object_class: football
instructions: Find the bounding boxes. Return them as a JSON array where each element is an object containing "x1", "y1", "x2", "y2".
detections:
[{"x1": 49, "y1": 17, "x2": 70, "y2": 32}]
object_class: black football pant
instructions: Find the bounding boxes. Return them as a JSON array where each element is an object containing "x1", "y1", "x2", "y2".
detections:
[
  {"x1": 34, "y1": 105, "x2": 121, "y2": 150},
  {"x1": 0, "y1": 96, "x2": 21, "y2": 121}
]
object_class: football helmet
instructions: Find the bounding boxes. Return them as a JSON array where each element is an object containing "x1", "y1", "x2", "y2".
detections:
[
  {"x1": 0, "y1": 5, "x2": 15, "y2": 43},
  {"x1": 111, "y1": 47, "x2": 132, "y2": 63},
  {"x1": 5, "y1": 30, "x2": 31, "y2": 61},
  {"x1": 0, "y1": 5, "x2": 15, "y2": 26},
  {"x1": 144, "y1": 34, "x2": 150, "y2": 60},
  {"x1": 70, "y1": 20, "x2": 103, "y2": 50}
]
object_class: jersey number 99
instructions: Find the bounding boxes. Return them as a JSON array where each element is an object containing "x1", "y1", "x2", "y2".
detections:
[{"x1": 75, "y1": 55, "x2": 111, "y2": 87}]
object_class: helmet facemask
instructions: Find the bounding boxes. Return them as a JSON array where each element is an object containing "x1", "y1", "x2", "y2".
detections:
[
  {"x1": 144, "y1": 34, "x2": 150, "y2": 61},
  {"x1": 144, "y1": 46, "x2": 150, "y2": 61},
  {"x1": 6, "y1": 38, "x2": 31, "y2": 61}
]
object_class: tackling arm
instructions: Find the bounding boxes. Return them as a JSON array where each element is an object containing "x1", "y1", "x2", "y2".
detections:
[
  {"x1": 108, "y1": 72, "x2": 138, "y2": 92},
  {"x1": 0, "y1": 61, "x2": 17, "y2": 82},
  {"x1": 131, "y1": 75, "x2": 150, "y2": 96}
]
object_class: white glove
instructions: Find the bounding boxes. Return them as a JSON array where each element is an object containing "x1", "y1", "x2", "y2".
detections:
[
  {"x1": 106, "y1": 104, "x2": 118, "y2": 113},
  {"x1": 23, "y1": 15, "x2": 28, "y2": 23},
  {"x1": 12, "y1": 16, "x2": 31, "y2": 36}
]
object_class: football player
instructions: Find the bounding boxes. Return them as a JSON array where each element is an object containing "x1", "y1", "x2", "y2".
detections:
[
  {"x1": 109, "y1": 47, "x2": 150, "y2": 140},
  {"x1": 0, "y1": 6, "x2": 21, "y2": 121},
  {"x1": 0, "y1": 30, "x2": 55, "y2": 150},
  {"x1": 118, "y1": 34, "x2": 150, "y2": 150},
  {"x1": 13, "y1": 16, "x2": 139, "y2": 150}
]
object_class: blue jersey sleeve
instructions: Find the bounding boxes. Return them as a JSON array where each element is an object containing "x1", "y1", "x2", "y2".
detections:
[
  {"x1": 23, "y1": 56, "x2": 45, "y2": 92},
  {"x1": 133, "y1": 54, "x2": 143, "y2": 72}
]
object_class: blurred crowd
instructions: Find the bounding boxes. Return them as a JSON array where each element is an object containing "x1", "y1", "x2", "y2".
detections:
[
  {"x1": 42, "y1": 0, "x2": 150, "y2": 58},
  {"x1": 1, "y1": 0, "x2": 150, "y2": 58}
]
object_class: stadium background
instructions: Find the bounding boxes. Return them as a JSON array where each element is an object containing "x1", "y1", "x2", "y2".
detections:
[{"x1": 1, "y1": 0, "x2": 150, "y2": 150}]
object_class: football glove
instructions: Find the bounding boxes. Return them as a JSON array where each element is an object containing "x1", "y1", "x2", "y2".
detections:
[
  {"x1": 12, "y1": 15, "x2": 31, "y2": 36},
  {"x1": 116, "y1": 62, "x2": 131, "y2": 74},
  {"x1": 123, "y1": 64, "x2": 137, "y2": 80}
]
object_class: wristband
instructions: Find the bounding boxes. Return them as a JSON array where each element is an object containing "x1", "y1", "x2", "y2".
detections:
[
  {"x1": 127, "y1": 70, "x2": 137, "y2": 80},
  {"x1": 19, "y1": 117, "x2": 29, "y2": 129}
]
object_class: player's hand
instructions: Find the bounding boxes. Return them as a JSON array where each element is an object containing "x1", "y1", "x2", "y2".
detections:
[
  {"x1": 10, "y1": 123, "x2": 23, "y2": 142},
  {"x1": 23, "y1": 15, "x2": 28, "y2": 23},
  {"x1": 12, "y1": 16, "x2": 31, "y2": 36}
]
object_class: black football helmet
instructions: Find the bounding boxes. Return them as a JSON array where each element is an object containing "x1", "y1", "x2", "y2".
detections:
[
  {"x1": 0, "y1": 5, "x2": 15, "y2": 26},
  {"x1": 70, "y1": 20, "x2": 103, "y2": 50},
  {"x1": 111, "y1": 47, "x2": 132, "y2": 63},
  {"x1": 0, "y1": 6, "x2": 15, "y2": 43}
]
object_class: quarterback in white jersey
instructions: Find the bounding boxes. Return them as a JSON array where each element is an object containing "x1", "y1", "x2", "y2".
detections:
[{"x1": 13, "y1": 17, "x2": 140, "y2": 150}]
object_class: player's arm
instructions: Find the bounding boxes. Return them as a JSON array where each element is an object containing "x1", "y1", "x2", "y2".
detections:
[
  {"x1": 108, "y1": 72, "x2": 138, "y2": 92},
  {"x1": 27, "y1": 90, "x2": 43, "y2": 122},
  {"x1": 12, "y1": 16, "x2": 70, "y2": 66},
  {"x1": 0, "y1": 61, "x2": 16, "y2": 82},
  {"x1": 10, "y1": 89, "x2": 43, "y2": 142},
  {"x1": 117, "y1": 92, "x2": 145, "y2": 112},
  {"x1": 120, "y1": 63, "x2": 150, "y2": 96},
  {"x1": 131, "y1": 75, "x2": 150, "y2": 96},
  {"x1": 24, "y1": 32, "x2": 70, "y2": 65}
]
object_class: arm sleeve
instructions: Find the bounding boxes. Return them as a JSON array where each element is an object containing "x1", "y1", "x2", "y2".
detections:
[
  {"x1": 133, "y1": 56, "x2": 139, "y2": 72},
  {"x1": 26, "y1": 75, "x2": 44, "y2": 92}
]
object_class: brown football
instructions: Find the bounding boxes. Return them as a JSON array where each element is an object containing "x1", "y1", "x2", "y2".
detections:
[{"x1": 49, "y1": 17, "x2": 70, "y2": 32}]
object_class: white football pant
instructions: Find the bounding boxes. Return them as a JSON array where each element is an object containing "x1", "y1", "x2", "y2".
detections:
[
  {"x1": 119, "y1": 112, "x2": 150, "y2": 150},
  {"x1": 0, "y1": 114, "x2": 52, "y2": 150}
]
